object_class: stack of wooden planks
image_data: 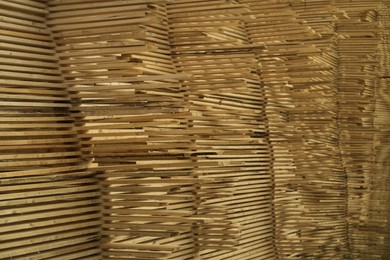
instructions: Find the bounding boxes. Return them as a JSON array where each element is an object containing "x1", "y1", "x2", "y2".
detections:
[
  {"x1": 376, "y1": 5, "x2": 390, "y2": 258},
  {"x1": 167, "y1": 0, "x2": 274, "y2": 259},
  {"x1": 240, "y1": 1, "x2": 314, "y2": 258},
  {"x1": 1, "y1": 0, "x2": 390, "y2": 259},
  {"x1": 0, "y1": 0, "x2": 100, "y2": 259},
  {"x1": 287, "y1": 1, "x2": 349, "y2": 258},
  {"x1": 241, "y1": 0, "x2": 347, "y2": 258},
  {"x1": 335, "y1": 0, "x2": 383, "y2": 258},
  {"x1": 47, "y1": 0, "x2": 203, "y2": 259}
]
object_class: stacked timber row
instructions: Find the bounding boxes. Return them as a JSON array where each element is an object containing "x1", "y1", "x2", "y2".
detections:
[
  {"x1": 47, "y1": 0, "x2": 208, "y2": 259},
  {"x1": 372, "y1": 3, "x2": 390, "y2": 259},
  {"x1": 1, "y1": 1, "x2": 390, "y2": 259},
  {"x1": 167, "y1": 1, "x2": 274, "y2": 259},
  {"x1": 0, "y1": 0, "x2": 101, "y2": 259},
  {"x1": 240, "y1": 1, "x2": 314, "y2": 258},
  {"x1": 241, "y1": 0, "x2": 347, "y2": 258},
  {"x1": 378, "y1": 4, "x2": 390, "y2": 257},
  {"x1": 289, "y1": 1, "x2": 349, "y2": 258},
  {"x1": 335, "y1": 0, "x2": 382, "y2": 258}
]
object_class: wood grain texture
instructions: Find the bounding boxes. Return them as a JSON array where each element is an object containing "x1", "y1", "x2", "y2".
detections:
[
  {"x1": 1, "y1": 0, "x2": 390, "y2": 259},
  {"x1": 48, "y1": 1, "x2": 200, "y2": 259},
  {"x1": 167, "y1": 1, "x2": 272, "y2": 259},
  {"x1": 0, "y1": 1, "x2": 100, "y2": 259}
]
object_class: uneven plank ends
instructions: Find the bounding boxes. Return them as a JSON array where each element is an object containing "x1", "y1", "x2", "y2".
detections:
[
  {"x1": 167, "y1": 0, "x2": 272, "y2": 259},
  {"x1": 47, "y1": 0, "x2": 202, "y2": 259},
  {"x1": 335, "y1": 1, "x2": 389, "y2": 259},
  {"x1": 241, "y1": 1, "x2": 349, "y2": 258},
  {"x1": 375, "y1": 5, "x2": 390, "y2": 259},
  {"x1": 0, "y1": 0, "x2": 100, "y2": 259},
  {"x1": 1, "y1": 0, "x2": 390, "y2": 259}
]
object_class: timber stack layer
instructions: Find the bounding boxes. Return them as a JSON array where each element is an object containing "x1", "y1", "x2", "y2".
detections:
[{"x1": 0, "y1": 0, "x2": 389, "y2": 259}]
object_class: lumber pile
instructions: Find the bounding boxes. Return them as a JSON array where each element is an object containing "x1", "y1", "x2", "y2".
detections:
[
  {"x1": 1, "y1": 0, "x2": 390, "y2": 259},
  {"x1": 335, "y1": 1, "x2": 382, "y2": 258},
  {"x1": 376, "y1": 5, "x2": 390, "y2": 258},
  {"x1": 241, "y1": 0, "x2": 348, "y2": 258},
  {"x1": 167, "y1": 1, "x2": 272, "y2": 259},
  {"x1": 240, "y1": 1, "x2": 314, "y2": 258},
  {"x1": 287, "y1": 1, "x2": 349, "y2": 258},
  {"x1": 47, "y1": 0, "x2": 203, "y2": 259},
  {"x1": 0, "y1": 0, "x2": 100, "y2": 259}
]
